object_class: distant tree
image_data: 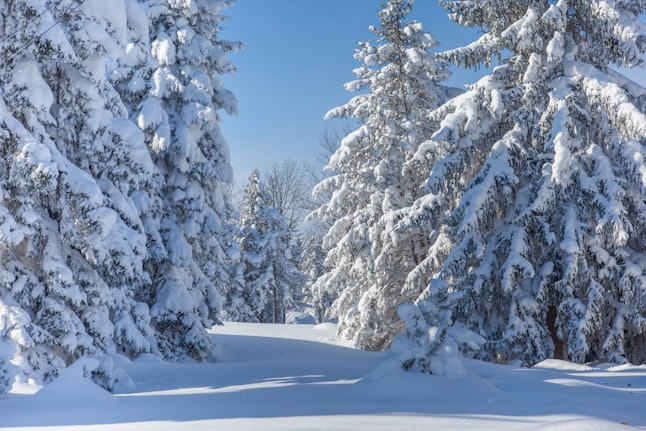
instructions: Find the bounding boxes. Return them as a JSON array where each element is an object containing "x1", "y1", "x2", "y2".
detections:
[
  {"x1": 301, "y1": 235, "x2": 330, "y2": 323},
  {"x1": 262, "y1": 160, "x2": 313, "y2": 310},
  {"x1": 313, "y1": 0, "x2": 452, "y2": 350},
  {"x1": 223, "y1": 224, "x2": 255, "y2": 322},
  {"x1": 236, "y1": 170, "x2": 300, "y2": 323},
  {"x1": 398, "y1": 0, "x2": 646, "y2": 370},
  {"x1": 263, "y1": 160, "x2": 309, "y2": 230}
]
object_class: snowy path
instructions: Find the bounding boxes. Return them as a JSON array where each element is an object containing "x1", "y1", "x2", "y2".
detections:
[{"x1": 0, "y1": 322, "x2": 645, "y2": 430}]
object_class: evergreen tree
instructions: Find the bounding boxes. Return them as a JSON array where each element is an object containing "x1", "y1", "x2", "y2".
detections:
[
  {"x1": 219, "y1": 202, "x2": 248, "y2": 322},
  {"x1": 236, "y1": 170, "x2": 299, "y2": 323},
  {"x1": 0, "y1": 0, "x2": 242, "y2": 393},
  {"x1": 0, "y1": 0, "x2": 156, "y2": 391},
  {"x1": 262, "y1": 161, "x2": 310, "y2": 313},
  {"x1": 398, "y1": 0, "x2": 646, "y2": 369},
  {"x1": 125, "y1": 0, "x2": 241, "y2": 360},
  {"x1": 313, "y1": 0, "x2": 451, "y2": 350},
  {"x1": 301, "y1": 234, "x2": 330, "y2": 323}
]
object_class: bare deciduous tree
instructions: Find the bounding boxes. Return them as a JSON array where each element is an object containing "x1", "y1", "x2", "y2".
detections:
[{"x1": 263, "y1": 159, "x2": 309, "y2": 230}]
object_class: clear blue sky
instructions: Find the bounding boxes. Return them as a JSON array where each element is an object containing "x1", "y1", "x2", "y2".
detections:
[
  {"x1": 219, "y1": 0, "x2": 485, "y2": 183},
  {"x1": 220, "y1": 1, "x2": 646, "y2": 184}
]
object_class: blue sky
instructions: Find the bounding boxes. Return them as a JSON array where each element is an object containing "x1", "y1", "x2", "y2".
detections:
[
  {"x1": 220, "y1": 1, "x2": 646, "y2": 184},
  {"x1": 219, "y1": 0, "x2": 485, "y2": 183}
]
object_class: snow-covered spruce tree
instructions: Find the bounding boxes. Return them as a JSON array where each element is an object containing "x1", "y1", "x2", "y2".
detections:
[
  {"x1": 301, "y1": 234, "x2": 330, "y2": 323},
  {"x1": 313, "y1": 0, "x2": 451, "y2": 350},
  {"x1": 222, "y1": 249, "x2": 252, "y2": 322},
  {"x1": 262, "y1": 161, "x2": 309, "y2": 312},
  {"x1": 125, "y1": 0, "x2": 241, "y2": 359},
  {"x1": 219, "y1": 201, "x2": 247, "y2": 322},
  {"x1": 0, "y1": 0, "x2": 156, "y2": 390},
  {"x1": 235, "y1": 170, "x2": 299, "y2": 323},
  {"x1": 398, "y1": 0, "x2": 646, "y2": 369}
]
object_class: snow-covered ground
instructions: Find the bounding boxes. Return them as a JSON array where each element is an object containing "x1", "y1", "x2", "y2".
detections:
[{"x1": 1, "y1": 322, "x2": 645, "y2": 430}]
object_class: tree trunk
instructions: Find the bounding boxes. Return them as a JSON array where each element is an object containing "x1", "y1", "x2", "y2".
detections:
[{"x1": 547, "y1": 306, "x2": 566, "y2": 360}]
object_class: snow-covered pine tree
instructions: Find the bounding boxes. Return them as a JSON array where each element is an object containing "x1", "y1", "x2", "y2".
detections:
[
  {"x1": 313, "y1": 0, "x2": 451, "y2": 350},
  {"x1": 398, "y1": 0, "x2": 646, "y2": 369},
  {"x1": 125, "y1": 0, "x2": 241, "y2": 360},
  {"x1": 262, "y1": 161, "x2": 309, "y2": 312},
  {"x1": 301, "y1": 234, "x2": 329, "y2": 323},
  {"x1": 236, "y1": 170, "x2": 298, "y2": 323},
  {"x1": 222, "y1": 250, "x2": 253, "y2": 322},
  {"x1": 0, "y1": 0, "x2": 156, "y2": 391},
  {"x1": 219, "y1": 200, "x2": 247, "y2": 322}
]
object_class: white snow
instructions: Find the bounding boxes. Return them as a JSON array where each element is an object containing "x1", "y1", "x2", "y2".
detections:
[
  {"x1": 9, "y1": 60, "x2": 54, "y2": 114},
  {"x1": 0, "y1": 322, "x2": 644, "y2": 431},
  {"x1": 151, "y1": 33, "x2": 176, "y2": 66}
]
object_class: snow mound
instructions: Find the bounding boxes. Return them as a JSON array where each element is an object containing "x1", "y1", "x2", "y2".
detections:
[
  {"x1": 532, "y1": 360, "x2": 599, "y2": 372},
  {"x1": 31, "y1": 357, "x2": 115, "y2": 406},
  {"x1": 285, "y1": 311, "x2": 316, "y2": 324}
]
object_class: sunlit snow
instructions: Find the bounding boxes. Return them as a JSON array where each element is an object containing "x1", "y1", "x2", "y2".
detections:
[{"x1": 0, "y1": 322, "x2": 644, "y2": 431}]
